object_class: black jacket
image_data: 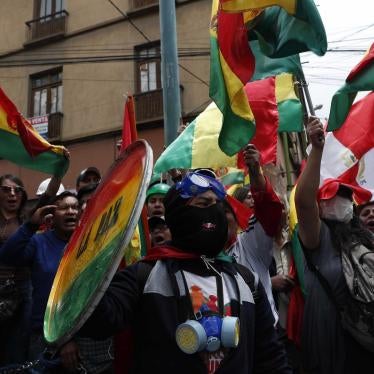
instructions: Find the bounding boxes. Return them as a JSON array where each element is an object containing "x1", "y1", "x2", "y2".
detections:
[{"x1": 81, "y1": 258, "x2": 290, "y2": 374}]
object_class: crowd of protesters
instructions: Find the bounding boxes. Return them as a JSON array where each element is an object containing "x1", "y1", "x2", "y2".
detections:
[{"x1": 0, "y1": 116, "x2": 373, "y2": 373}]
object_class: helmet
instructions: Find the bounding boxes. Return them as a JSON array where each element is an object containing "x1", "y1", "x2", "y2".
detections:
[
  {"x1": 146, "y1": 183, "x2": 170, "y2": 201},
  {"x1": 36, "y1": 178, "x2": 65, "y2": 196}
]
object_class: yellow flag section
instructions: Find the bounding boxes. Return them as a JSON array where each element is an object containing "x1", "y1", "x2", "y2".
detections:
[
  {"x1": 289, "y1": 185, "x2": 306, "y2": 295},
  {"x1": 221, "y1": 0, "x2": 296, "y2": 14},
  {"x1": 44, "y1": 141, "x2": 153, "y2": 345},
  {"x1": 191, "y1": 103, "x2": 238, "y2": 168}
]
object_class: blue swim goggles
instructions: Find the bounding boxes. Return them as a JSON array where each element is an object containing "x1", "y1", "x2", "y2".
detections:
[{"x1": 175, "y1": 172, "x2": 226, "y2": 200}]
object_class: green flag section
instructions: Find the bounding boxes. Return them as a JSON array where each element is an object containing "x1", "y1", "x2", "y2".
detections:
[
  {"x1": 0, "y1": 87, "x2": 69, "y2": 177},
  {"x1": 210, "y1": 0, "x2": 256, "y2": 156},
  {"x1": 328, "y1": 43, "x2": 374, "y2": 131},
  {"x1": 154, "y1": 102, "x2": 239, "y2": 174},
  {"x1": 245, "y1": 0, "x2": 327, "y2": 58},
  {"x1": 250, "y1": 40, "x2": 302, "y2": 81}
]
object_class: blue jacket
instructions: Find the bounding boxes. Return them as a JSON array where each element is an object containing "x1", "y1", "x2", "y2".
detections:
[{"x1": 0, "y1": 222, "x2": 66, "y2": 330}]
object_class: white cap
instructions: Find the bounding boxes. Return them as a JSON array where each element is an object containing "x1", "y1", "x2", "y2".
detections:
[{"x1": 36, "y1": 178, "x2": 65, "y2": 196}]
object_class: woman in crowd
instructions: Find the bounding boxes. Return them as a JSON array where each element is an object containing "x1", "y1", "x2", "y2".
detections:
[
  {"x1": 0, "y1": 174, "x2": 30, "y2": 364},
  {"x1": 295, "y1": 118, "x2": 374, "y2": 373}
]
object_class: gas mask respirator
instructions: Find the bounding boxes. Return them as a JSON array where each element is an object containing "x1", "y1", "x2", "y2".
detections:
[{"x1": 175, "y1": 304, "x2": 240, "y2": 354}]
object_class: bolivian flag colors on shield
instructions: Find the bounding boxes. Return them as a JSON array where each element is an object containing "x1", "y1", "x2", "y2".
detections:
[
  {"x1": 44, "y1": 141, "x2": 152, "y2": 344},
  {"x1": 0, "y1": 87, "x2": 69, "y2": 176}
]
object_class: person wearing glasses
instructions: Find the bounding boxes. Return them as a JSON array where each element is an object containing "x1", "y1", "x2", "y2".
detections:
[
  {"x1": 0, "y1": 191, "x2": 79, "y2": 363},
  {"x1": 0, "y1": 174, "x2": 30, "y2": 365},
  {"x1": 79, "y1": 171, "x2": 290, "y2": 374}
]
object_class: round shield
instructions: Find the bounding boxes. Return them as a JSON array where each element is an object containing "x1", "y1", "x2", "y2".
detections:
[{"x1": 44, "y1": 140, "x2": 153, "y2": 346}]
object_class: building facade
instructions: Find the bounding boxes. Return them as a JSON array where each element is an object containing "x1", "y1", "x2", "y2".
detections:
[{"x1": 0, "y1": 0, "x2": 211, "y2": 195}]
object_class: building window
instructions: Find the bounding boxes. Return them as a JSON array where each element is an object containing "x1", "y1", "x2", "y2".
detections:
[
  {"x1": 30, "y1": 69, "x2": 63, "y2": 117},
  {"x1": 35, "y1": 0, "x2": 65, "y2": 19},
  {"x1": 135, "y1": 42, "x2": 161, "y2": 93}
]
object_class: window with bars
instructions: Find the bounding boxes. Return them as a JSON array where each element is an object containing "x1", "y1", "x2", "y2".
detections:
[
  {"x1": 135, "y1": 42, "x2": 161, "y2": 93},
  {"x1": 30, "y1": 69, "x2": 63, "y2": 117},
  {"x1": 35, "y1": 0, "x2": 65, "y2": 19}
]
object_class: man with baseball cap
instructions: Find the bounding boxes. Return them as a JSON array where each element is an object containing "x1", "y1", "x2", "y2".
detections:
[{"x1": 148, "y1": 215, "x2": 171, "y2": 246}]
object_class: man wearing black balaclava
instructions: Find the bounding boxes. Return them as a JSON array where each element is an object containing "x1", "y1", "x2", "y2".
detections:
[{"x1": 79, "y1": 171, "x2": 291, "y2": 374}]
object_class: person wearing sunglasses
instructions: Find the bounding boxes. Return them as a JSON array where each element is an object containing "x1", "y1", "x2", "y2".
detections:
[
  {"x1": 0, "y1": 174, "x2": 29, "y2": 365},
  {"x1": 78, "y1": 171, "x2": 290, "y2": 374}
]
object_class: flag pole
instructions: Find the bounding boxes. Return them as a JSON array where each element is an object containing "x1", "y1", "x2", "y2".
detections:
[
  {"x1": 281, "y1": 133, "x2": 294, "y2": 190},
  {"x1": 295, "y1": 78, "x2": 309, "y2": 159}
]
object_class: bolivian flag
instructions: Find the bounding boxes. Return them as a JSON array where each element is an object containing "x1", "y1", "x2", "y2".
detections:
[
  {"x1": 221, "y1": 0, "x2": 327, "y2": 58},
  {"x1": 154, "y1": 102, "x2": 243, "y2": 176},
  {"x1": 0, "y1": 87, "x2": 68, "y2": 176},
  {"x1": 154, "y1": 72, "x2": 302, "y2": 176},
  {"x1": 210, "y1": 0, "x2": 256, "y2": 156}
]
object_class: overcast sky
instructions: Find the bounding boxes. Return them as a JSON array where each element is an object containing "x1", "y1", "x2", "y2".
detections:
[{"x1": 301, "y1": 0, "x2": 374, "y2": 119}]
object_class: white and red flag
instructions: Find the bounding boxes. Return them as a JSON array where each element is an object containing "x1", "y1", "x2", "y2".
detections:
[{"x1": 319, "y1": 91, "x2": 374, "y2": 204}]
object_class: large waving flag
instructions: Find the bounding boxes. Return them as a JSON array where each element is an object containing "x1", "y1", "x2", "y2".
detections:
[
  {"x1": 211, "y1": 0, "x2": 325, "y2": 156},
  {"x1": 320, "y1": 91, "x2": 374, "y2": 204},
  {"x1": 0, "y1": 87, "x2": 68, "y2": 176},
  {"x1": 210, "y1": 0, "x2": 256, "y2": 156},
  {"x1": 328, "y1": 43, "x2": 374, "y2": 131},
  {"x1": 222, "y1": 0, "x2": 327, "y2": 58},
  {"x1": 154, "y1": 102, "x2": 243, "y2": 174},
  {"x1": 246, "y1": 73, "x2": 303, "y2": 164},
  {"x1": 155, "y1": 72, "x2": 302, "y2": 174}
]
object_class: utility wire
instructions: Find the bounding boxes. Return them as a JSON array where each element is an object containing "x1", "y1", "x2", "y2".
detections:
[
  {"x1": 0, "y1": 51, "x2": 210, "y2": 68},
  {"x1": 107, "y1": 0, "x2": 150, "y2": 41},
  {"x1": 106, "y1": 0, "x2": 209, "y2": 87}
]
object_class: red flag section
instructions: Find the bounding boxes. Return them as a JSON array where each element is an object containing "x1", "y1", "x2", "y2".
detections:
[
  {"x1": 346, "y1": 43, "x2": 374, "y2": 82},
  {"x1": 120, "y1": 95, "x2": 138, "y2": 152},
  {"x1": 0, "y1": 87, "x2": 52, "y2": 157},
  {"x1": 244, "y1": 77, "x2": 278, "y2": 164},
  {"x1": 217, "y1": 9, "x2": 255, "y2": 85}
]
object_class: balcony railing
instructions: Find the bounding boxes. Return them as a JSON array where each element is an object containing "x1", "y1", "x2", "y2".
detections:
[
  {"x1": 48, "y1": 112, "x2": 63, "y2": 141},
  {"x1": 134, "y1": 88, "x2": 184, "y2": 124},
  {"x1": 25, "y1": 10, "x2": 68, "y2": 44},
  {"x1": 134, "y1": 89, "x2": 163, "y2": 124},
  {"x1": 129, "y1": 0, "x2": 158, "y2": 10}
]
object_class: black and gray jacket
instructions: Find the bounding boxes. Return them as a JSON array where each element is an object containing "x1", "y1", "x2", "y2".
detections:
[{"x1": 81, "y1": 258, "x2": 290, "y2": 374}]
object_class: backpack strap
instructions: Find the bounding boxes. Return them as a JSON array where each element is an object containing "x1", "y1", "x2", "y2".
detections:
[
  {"x1": 304, "y1": 251, "x2": 343, "y2": 313},
  {"x1": 136, "y1": 261, "x2": 155, "y2": 292},
  {"x1": 233, "y1": 263, "x2": 259, "y2": 301}
]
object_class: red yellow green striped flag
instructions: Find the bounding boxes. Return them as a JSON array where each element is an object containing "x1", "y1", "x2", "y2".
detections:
[
  {"x1": 0, "y1": 87, "x2": 68, "y2": 176},
  {"x1": 222, "y1": 0, "x2": 327, "y2": 59},
  {"x1": 328, "y1": 43, "x2": 374, "y2": 131},
  {"x1": 154, "y1": 72, "x2": 302, "y2": 175},
  {"x1": 210, "y1": 0, "x2": 256, "y2": 156},
  {"x1": 154, "y1": 102, "x2": 242, "y2": 173}
]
